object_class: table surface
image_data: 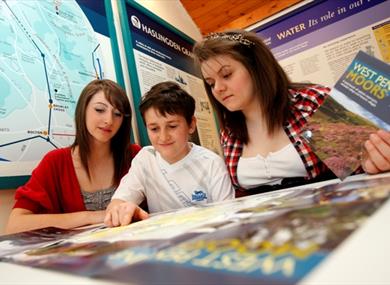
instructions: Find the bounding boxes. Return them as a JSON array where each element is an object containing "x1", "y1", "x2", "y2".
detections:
[{"x1": 1, "y1": 173, "x2": 389, "y2": 285}]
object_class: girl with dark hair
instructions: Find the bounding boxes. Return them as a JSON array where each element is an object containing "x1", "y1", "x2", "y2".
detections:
[
  {"x1": 6, "y1": 79, "x2": 141, "y2": 233},
  {"x1": 193, "y1": 29, "x2": 390, "y2": 197}
]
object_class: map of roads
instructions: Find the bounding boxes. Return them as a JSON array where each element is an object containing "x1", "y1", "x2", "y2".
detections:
[{"x1": 0, "y1": 0, "x2": 105, "y2": 175}]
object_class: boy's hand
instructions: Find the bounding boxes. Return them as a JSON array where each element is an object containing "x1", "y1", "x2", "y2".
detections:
[
  {"x1": 104, "y1": 200, "x2": 149, "y2": 227},
  {"x1": 362, "y1": 130, "x2": 390, "y2": 174}
]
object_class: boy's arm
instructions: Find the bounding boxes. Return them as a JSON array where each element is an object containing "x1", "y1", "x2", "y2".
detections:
[
  {"x1": 105, "y1": 150, "x2": 149, "y2": 227},
  {"x1": 111, "y1": 151, "x2": 146, "y2": 204},
  {"x1": 209, "y1": 157, "x2": 235, "y2": 201},
  {"x1": 104, "y1": 199, "x2": 149, "y2": 227}
]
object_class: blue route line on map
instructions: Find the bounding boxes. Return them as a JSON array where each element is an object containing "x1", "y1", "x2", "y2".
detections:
[
  {"x1": 0, "y1": 135, "x2": 58, "y2": 148},
  {"x1": 1, "y1": 1, "x2": 55, "y2": 151},
  {"x1": 1, "y1": 1, "x2": 101, "y2": 161},
  {"x1": 93, "y1": 44, "x2": 102, "y2": 79},
  {"x1": 97, "y1": 58, "x2": 102, "y2": 79},
  {"x1": 41, "y1": 53, "x2": 54, "y2": 136}
]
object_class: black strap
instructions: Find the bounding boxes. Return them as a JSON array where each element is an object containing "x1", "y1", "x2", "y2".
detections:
[{"x1": 235, "y1": 170, "x2": 336, "y2": 198}]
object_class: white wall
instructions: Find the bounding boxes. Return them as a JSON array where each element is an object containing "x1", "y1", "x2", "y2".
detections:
[{"x1": 135, "y1": 0, "x2": 202, "y2": 41}]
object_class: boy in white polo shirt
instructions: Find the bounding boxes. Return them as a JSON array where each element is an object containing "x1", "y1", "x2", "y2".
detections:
[{"x1": 104, "y1": 81, "x2": 234, "y2": 227}]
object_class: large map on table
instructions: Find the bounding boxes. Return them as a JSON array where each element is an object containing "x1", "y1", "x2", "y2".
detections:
[
  {"x1": 0, "y1": 0, "x2": 114, "y2": 177},
  {"x1": 1, "y1": 175, "x2": 390, "y2": 284}
]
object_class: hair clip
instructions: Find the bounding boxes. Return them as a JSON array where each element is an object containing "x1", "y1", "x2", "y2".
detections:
[{"x1": 205, "y1": 32, "x2": 254, "y2": 46}]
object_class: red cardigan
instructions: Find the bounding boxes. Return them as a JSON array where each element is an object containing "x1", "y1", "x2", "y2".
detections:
[{"x1": 13, "y1": 145, "x2": 141, "y2": 213}]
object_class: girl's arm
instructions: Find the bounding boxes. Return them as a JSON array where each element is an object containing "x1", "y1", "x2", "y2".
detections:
[{"x1": 5, "y1": 208, "x2": 106, "y2": 234}]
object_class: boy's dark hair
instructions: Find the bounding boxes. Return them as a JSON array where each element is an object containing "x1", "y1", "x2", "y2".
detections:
[{"x1": 139, "y1": 81, "x2": 195, "y2": 125}]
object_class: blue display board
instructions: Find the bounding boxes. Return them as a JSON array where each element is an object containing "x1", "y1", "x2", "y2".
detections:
[
  {"x1": 253, "y1": 0, "x2": 386, "y2": 51},
  {"x1": 250, "y1": 0, "x2": 389, "y2": 86}
]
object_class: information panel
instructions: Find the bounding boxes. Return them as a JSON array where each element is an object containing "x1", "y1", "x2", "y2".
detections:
[
  {"x1": 117, "y1": 0, "x2": 221, "y2": 154},
  {"x1": 252, "y1": 0, "x2": 389, "y2": 87}
]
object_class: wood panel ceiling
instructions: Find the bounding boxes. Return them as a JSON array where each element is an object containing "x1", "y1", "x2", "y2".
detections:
[{"x1": 180, "y1": 0, "x2": 302, "y2": 35}]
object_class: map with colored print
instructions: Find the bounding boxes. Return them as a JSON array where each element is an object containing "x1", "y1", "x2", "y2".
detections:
[{"x1": 0, "y1": 0, "x2": 111, "y2": 176}]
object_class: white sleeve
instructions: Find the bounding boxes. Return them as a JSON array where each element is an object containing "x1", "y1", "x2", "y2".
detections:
[
  {"x1": 208, "y1": 156, "x2": 235, "y2": 202},
  {"x1": 112, "y1": 151, "x2": 146, "y2": 205}
]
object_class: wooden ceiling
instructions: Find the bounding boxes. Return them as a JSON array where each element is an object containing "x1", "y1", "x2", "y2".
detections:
[{"x1": 180, "y1": 0, "x2": 302, "y2": 35}]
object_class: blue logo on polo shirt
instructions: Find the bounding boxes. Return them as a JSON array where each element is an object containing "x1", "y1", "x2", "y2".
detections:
[{"x1": 192, "y1": 190, "x2": 207, "y2": 202}]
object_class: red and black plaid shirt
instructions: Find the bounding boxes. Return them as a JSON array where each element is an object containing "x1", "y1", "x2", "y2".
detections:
[{"x1": 221, "y1": 85, "x2": 331, "y2": 190}]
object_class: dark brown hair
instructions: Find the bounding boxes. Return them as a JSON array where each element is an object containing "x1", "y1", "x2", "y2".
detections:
[
  {"x1": 139, "y1": 81, "x2": 195, "y2": 125},
  {"x1": 72, "y1": 79, "x2": 132, "y2": 186},
  {"x1": 193, "y1": 29, "x2": 305, "y2": 143}
]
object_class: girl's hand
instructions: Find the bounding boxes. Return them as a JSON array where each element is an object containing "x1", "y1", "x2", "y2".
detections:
[{"x1": 362, "y1": 130, "x2": 390, "y2": 174}]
